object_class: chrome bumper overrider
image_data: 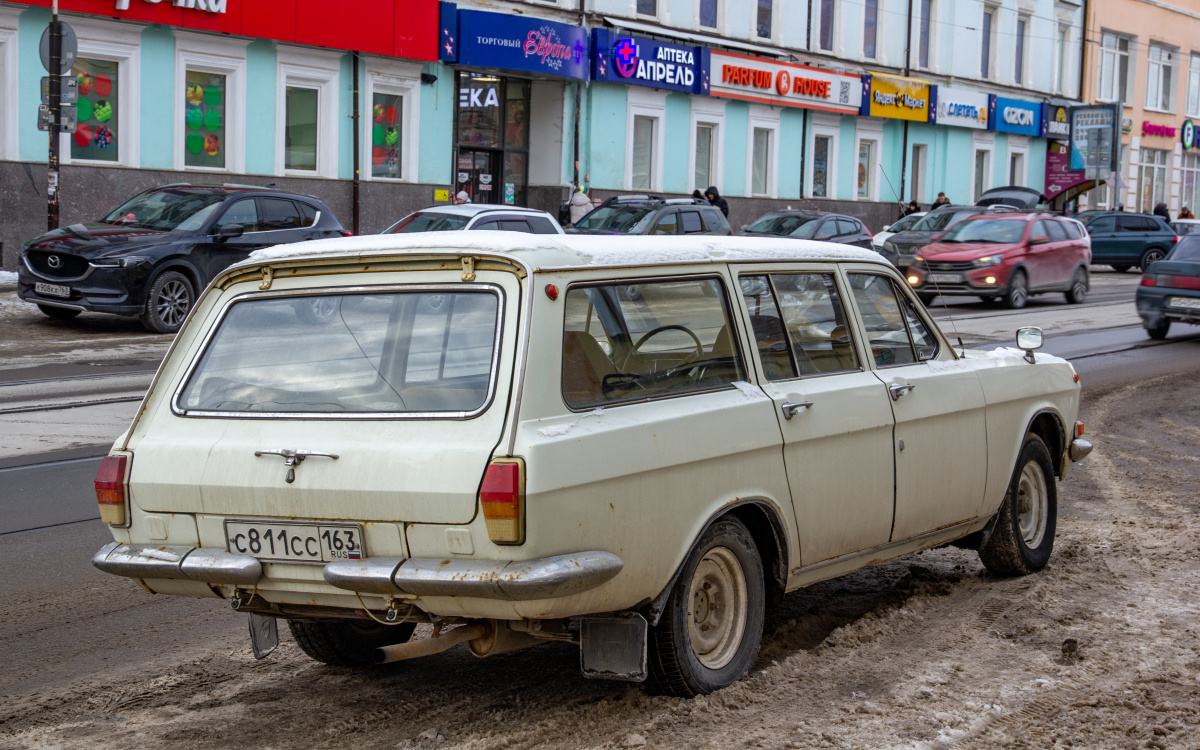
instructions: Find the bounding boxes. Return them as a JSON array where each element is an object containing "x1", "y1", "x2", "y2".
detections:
[
  {"x1": 324, "y1": 551, "x2": 625, "y2": 600},
  {"x1": 1069, "y1": 438, "x2": 1093, "y2": 462},
  {"x1": 92, "y1": 543, "x2": 262, "y2": 585}
]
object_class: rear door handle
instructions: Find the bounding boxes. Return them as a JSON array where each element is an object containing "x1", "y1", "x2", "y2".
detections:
[
  {"x1": 888, "y1": 383, "x2": 916, "y2": 401},
  {"x1": 781, "y1": 401, "x2": 814, "y2": 419}
]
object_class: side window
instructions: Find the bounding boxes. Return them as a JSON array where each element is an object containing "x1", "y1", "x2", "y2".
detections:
[
  {"x1": 1032, "y1": 220, "x2": 1054, "y2": 240},
  {"x1": 527, "y1": 216, "x2": 559, "y2": 234},
  {"x1": 1045, "y1": 220, "x2": 1069, "y2": 242},
  {"x1": 260, "y1": 198, "x2": 303, "y2": 230},
  {"x1": 773, "y1": 274, "x2": 861, "y2": 375},
  {"x1": 1118, "y1": 216, "x2": 1148, "y2": 232},
  {"x1": 297, "y1": 202, "x2": 318, "y2": 227},
  {"x1": 702, "y1": 208, "x2": 723, "y2": 230},
  {"x1": 218, "y1": 199, "x2": 258, "y2": 231},
  {"x1": 473, "y1": 220, "x2": 500, "y2": 231},
  {"x1": 498, "y1": 220, "x2": 532, "y2": 232},
  {"x1": 651, "y1": 212, "x2": 679, "y2": 235},
  {"x1": 739, "y1": 276, "x2": 797, "y2": 381},
  {"x1": 1088, "y1": 216, "x2": 1116, "y2": 233},
  {"x1": 847, "y1": 274, "x2": 919, "y2": 367},
  {"x1": 836, "y1": 219, "x2": 859, "y2": 236},
  {"x1": 561, "y1": 278, "x2": 745, "y2": 408},
  {"x1": 898, "y1": 294, "x2": 938, "y2": 360},
  {"x1": 680, "y1": 211, "x2": 704, "y2": 234},
  {"x1": 813, "y1": 219, "x2": 835, "y2": 240}
]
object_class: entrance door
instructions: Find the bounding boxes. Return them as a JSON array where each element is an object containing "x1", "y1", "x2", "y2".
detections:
[{"x1": 457, "y1": 150, "x2": 500, "y2": 205}]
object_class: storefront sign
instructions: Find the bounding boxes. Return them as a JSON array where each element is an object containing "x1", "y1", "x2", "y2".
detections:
[
  {"x1": 932, "y1": 86, "x2": 988, "y2": 129},
  {"x1": 440, "y1": 6, "x2": 589, "y2": 80},
  {"x1": 1044, "y1": 141, "x2": 1088, "y2": 200},
  {"x1": 1070, "y1": 104, "x2": 1120, "y2": 174},
  {"x1": 1141, "y1": 120, "x2": 1177, "y2": 138},
  {"x1": 992, "y1": 96, "x2": 1042, "y2": 136},
  {"x1": 114, "y1": 0, "x2": 224, "y2": 13},
  {"x1": 708, "y1": 50, "x2": 860, "y2": 113},
  {"x1": 861, "y1": 74, "x2": 931, "y2": 122},
  {"x1": 591, "y1": 29, "x2": 708, "y2": 94},
  {"x1": 1183, "y1": 120, "x2": 1195, "y2": 150},
  {"x1": 1045, "y1": 105, "x2": 1070, "y2": 138}
]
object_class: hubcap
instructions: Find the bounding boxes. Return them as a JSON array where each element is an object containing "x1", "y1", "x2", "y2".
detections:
[
  {"x1": 1145, "y1": 251, "x2": 1165, "y2": 266},
  {"x1": 1011, "y1": 278, "x2": 1027, "y2": 306},
  {"x1": 1016, "y1": 460, "x2": 1049, "y2": 548},
  {"x1": 156, "y1": 280, "x2": 191, "y2": 327},
  {"x1": 687, "y1": 546, "x2": 748, "y2": 670}
]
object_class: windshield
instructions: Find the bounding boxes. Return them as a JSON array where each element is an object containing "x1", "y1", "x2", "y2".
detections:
[
  {"x1": 888, "y1": 214, "x2": 922, "y2": 232},
  {"x1": 745, "y1": 214, "x2": 820, "y2": 237},
  {"x1": 177, "y1": 290, "x2": 502, "y2": 416},
  {"x1": 574, "y1": 205, "x2": 656, "y2": 233},
  {"x1": 1168, "y1": 236, "x2": 1200, "y2": 262},
  {"x1": 101, "y1": 190, "x2": 227, "y2": 231},
  {"x1": 386, "y1": 212, "x2": 470, "y2": 233},
  {"x1": 912, "y1": 211, "x2": 967, "y2": 232},
  {"x1": 939, "y1": 219, "x2": 1027, "y2": 244}
]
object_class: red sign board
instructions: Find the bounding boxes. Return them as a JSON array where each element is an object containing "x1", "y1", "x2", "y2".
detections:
[
  {"x1": 8, "y1": 0, "x2": 438, "y2": 60},
  {"x1": 709, "y1": 49, "x2": 862, "y2": 115},
  {"x1": 1045, "y1": 141, "x2": 1089, "y2": 200}
]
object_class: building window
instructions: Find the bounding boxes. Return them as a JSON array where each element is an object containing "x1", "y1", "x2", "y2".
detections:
[
  {"x1": 695, "y1": 124, "x2": 714, "y2": 191},
  {"x1": 632, "y1": 115, "x2": 656, "y2": 190},
  {"x1": 70, "y1": 57, "x2": 119, "y2": 163},
  {"x1": 284, "y1": 86, "x2": 318, "y2": 171},
  {"x1": 757, "y1": 0, "x2": 773, "y2": 39},
  {"x1": 863, "y1": 0, "x2": 877, "y2": 59},
  {"x1": 857, "y1": 140, "x2": 874, "y2": 199},
  {"x1": 974, "y1": 148, "x2": 991, "y2": 202},
  {"x1": 1014, "y1": 16, "x2": 1028, "y2": 84},
  {"x1": 1146, "y1": 44, "x2": 1175, "y2": 111},
  {"x1": 1097, "y1": 33, "x2": 1131, "y2": 103},
  {"x1": 700, "y1": 0, "x2": 718, "y2": 29},
  {"x1": 184, "y1": 69, "x2": 226, "y2": 169},
  {"x1": 1009, "y1": 152, "x2": 1025, "y2": 187},
  {"x1": 636, "y1": 0, "x2": 656, "y2": 16},
  {"x1": 1053, "y1": 26, "x2": 1068, "y2": 94},
  {"x1": 1137, "y1": 148, "x2": 1169, "y2": 212},
  {"x1": 1188, "y1": 54, "x2": 1200, "y2": 117},
  {"x1": 1181, "y1": 152, "x2": 1200, "y2": 217},
  {"x1": 918, "y1": 0, "x2": 931, "y2": 69},
  {"x1": 371, "y1": 92, "x2": 403, "y2": 179},
  {"x1": 812, "y1": 135, "x2": 831, "y2": 198},
  {"x1": 980, "y1": 7, "x2": 994, "y2": 79},
  {"x1": 818, "y1": 0, "x2": 834, "y2": 51},
  {"x1": 752, "y1": 128, "x2": 771, "y2": 196}
]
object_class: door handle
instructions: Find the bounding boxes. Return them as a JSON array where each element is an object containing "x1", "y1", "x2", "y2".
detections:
[
  {"x1": 254, "y1": 449, "x2": 340, "y2": 467},
  {"x1": 888, "y1": 383, "x2": 916, "y2": 401},
  {"x1": 781, "y1": 401, "x2": 814, "y2": 419}
]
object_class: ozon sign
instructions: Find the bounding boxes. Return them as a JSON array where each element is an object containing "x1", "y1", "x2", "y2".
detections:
[
  {"x1": 114, "y1": 0, "x2": 226, "y2": 12},
  {"x1": 709, "y1": 50, "x2": 861, "y2": 114}
]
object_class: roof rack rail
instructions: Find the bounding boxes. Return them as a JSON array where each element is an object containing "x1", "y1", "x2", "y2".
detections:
[{"x1": 601, "y1": 194, "x2": 665, "y2": 206}]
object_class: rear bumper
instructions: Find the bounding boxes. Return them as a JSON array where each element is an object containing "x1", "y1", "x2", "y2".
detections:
[{"x1": 93, "y1": 542, "x2": 263, "y2": 585}]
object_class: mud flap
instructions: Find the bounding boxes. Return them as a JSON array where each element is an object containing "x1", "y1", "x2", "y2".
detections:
[
  {"x1": 248, "y1": 613, "x2": 278, "y2": 659},
  {"x1": 580, "y1": 612, "x2": 647, "y2": 682}
]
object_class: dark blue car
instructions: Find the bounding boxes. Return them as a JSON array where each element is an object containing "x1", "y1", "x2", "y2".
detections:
[{"x1": 1135, "y1": 234, "x2": 1200, "y2": 338}]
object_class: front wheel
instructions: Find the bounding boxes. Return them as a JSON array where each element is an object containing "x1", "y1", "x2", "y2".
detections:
[
  {"x1": 647, "y1": 517, "x2": 765, "y2": 697},
  {"x1": 1147, "y1": 319, "x2": 1171, "y2": 339},
  {"x1": 1065, "y1": 267, "x2": 1089, "y2": 304},
  {"x1": 1002, "y1": 269, "x2": 1029, "y2": 309},
  {"x1": 288, "y1": 619, "x2": 416, "y2": 666},
  {"x1": 139, "y1": 270, "x2": 195, "y2": 334},
  {"x1": 978, "y1": 436, "x2": 1057, "y2": 576},
  {"x1": 36, "y1": 304, "x2": 81, "y2": 320}
]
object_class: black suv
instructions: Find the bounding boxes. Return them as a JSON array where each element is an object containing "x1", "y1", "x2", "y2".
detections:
[
  {"x1": 1082, "y1": 212, "x2": 1178, "y2": 272},
  {"x1": 18, "y1": 184, "x2": 346, "y2": 332},
  {"x1": 739, "y1": 210, "x2": 873, "y2": 248},
  {"x1": 567, "y1": 195, "x2": 731, "y2": 236}
]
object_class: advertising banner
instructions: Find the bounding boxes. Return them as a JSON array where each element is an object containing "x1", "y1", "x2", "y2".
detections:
[
  {"x1": 993, "y1": 96, "x2": 1043, "y2": 136},
  {"x1": 440, "y1": 6, "x2": 589, "y2": 80},
  {"x1": 1045, "y1": 104, "x2": 1070, "y2": 139},
  {"x1": 932, "y1": 86, "x2": 989, "y2": 129},
  {"x1": 861, "y1": 73, "x2": 931, "y2": 122},
  {"x1": 1070, "y1": 104, "x2": 1120, "y2": 175},
  {"x1": 591, "y1": 29, "x2": 709, "y2": 94},
  {"x1": 708, "y1": 50, "x2": 860, "y2": 113},
  {"x1": 1044, "y1": 141, "x2": 1089, "y2": 200}
]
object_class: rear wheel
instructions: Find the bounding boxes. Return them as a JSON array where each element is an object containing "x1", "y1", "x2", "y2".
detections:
[
  {"x1": 1139, "y1": 248, "x2": 1167, "y2": 270},
  {"x1": 979, "y1": 436, "x2": 1057, "y2": 577},
  {"x1": 1064, "y1": 267, "x2": 1089, "y2": 304},
  {"x1": 1002, "y1": 269, "x2": 1028, "y2": 309},
  {"x1": 647, "y1": 517, "x2": 765, "y2": 697},
  {"x1": 288, "y1": 619, "x2": 416, "y2": 666},
  {"x1": 1147, "y1": 319, "x2": 1171, "y2": 339},
  {"x1": 36, "y1": 304, "x2": 81, "y2": 320},
  {"x1": 139, "y1": 270, "x2": 195, "y2": 334},
  {"x1": 1110, "y1": 264, "x2": 1131, "y2": 273}
]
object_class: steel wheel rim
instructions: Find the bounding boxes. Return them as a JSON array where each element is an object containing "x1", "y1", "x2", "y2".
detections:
[
  {"x1": 1072, "y1": 271, "x2": 1087, "y2": 299},
  {"x1": 1144, "y1": 250, "x2": 1165, "y2": 266},
  {"x1": 156, "y1": 280, "x2": 191, "y2": 327},
  {"x1": 1016, "y1": 460, "x2": 1049, "y2": 548},
  {"x1": 687, "y1": 546, "x2": 748, "y2": 670},
  {"x1": 1010, "y1": 274, "x2": 1027, "y2": 306}
]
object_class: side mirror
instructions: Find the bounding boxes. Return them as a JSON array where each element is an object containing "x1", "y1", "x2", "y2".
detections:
[
  {"x1": 1016, "y1": 326, "x2": 1043, "y2": 363},
  {"x1": 1030, "y1": 234, "x2": 1050, "y2": 245},
  {"x1": 216, "y1": 223, "x2": 245, "y2": 240}
]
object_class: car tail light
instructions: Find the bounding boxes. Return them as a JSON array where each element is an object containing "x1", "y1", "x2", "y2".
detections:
[
  {"x1": 1175, "y1": 236, "x2": 1180, "y2": 244},
  {"x1": 1141, "y1": 273, "x2": 1166, "y2": 287},
  {"x1": 480, "y1": 458, "x2": 525, "y2": 545},
  {"x1": 95, "y1": 455, "x2": 129, "y2": 526},
  {"x1": 339, "y1": 230, "x2": 353, "y2": 237},
  {"x1": 1143, "y1": 274, "x2": 1200, "y2": 290}
]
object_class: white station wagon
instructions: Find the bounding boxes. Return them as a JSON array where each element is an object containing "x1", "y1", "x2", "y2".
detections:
[{"x1": 92, "y1": 233, "x2": 1092, "y2": 696}]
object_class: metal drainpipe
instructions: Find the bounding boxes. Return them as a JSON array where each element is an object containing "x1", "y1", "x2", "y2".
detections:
[
  {"x1": 1078, "y1": 0, "x2": 1090, "y2": 102},
  {"x1": 800, "y1": 110, "x2": 809, "y2": 197},
  {"x1": 900, "y1": 0, "x2": 913, "y2": 208},
  {"x1": 351, "y1": 51, "x2": 361, "y2": 236}
]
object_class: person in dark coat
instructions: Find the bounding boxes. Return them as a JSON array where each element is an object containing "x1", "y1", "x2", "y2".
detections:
[
  {"x1": 704, "y1": 186, "x2": 729, "y2": 218},
  {"x1": 1153, "y1": 202, "x2": 1171, "y2": 221},
  {"x1": 692, "y1": 189, "x2": 705, "y2": 201},
  {"x1": 904, "y1": 200, "x2": 921, "y2": 216}
]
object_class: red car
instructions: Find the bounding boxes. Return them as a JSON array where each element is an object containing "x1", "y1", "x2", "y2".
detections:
[{"x1": 906, "y1": 214, "x2": 1091, "y2": 309}]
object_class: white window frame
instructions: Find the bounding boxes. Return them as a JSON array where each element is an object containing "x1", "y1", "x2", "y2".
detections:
[
  {"x1": 1097, "y1": 31, "x2": 1133, "y2": 104},
  {"x1": 362, "y1": 57, "x2": 422, "y2": 183},
  {"x1": 970, "y1": 132, "x2": 996, "y2": 203},
  {"x1": 1007, "y1": 135, "x2": 1029, "y2": 187},
  {"x1": 625, "y1": 88, "x2": 666, "y2": 192},
  {"x1": 746, "y1": 106, "x2": 779, "y2": 198},
  {"x1": 806, "y1": 114, "x2": 839, "y2": 199},
  {"x1": 1145, "y1": 43, "x2": 1177, "y2": 114},
  {"x1": 909, "y1": 142, "x2": 927, "y2": 204},
  {"x1": 1051, "y1": 24, "x2": 1067, "y2": 95},
  {"x1": 0, "y1": 8, "x2": 19, "y2": 163},
  {"x1": 980, "y1": 5, "x2": 998, "y2": 80},
  {"x1": 58, "y1": 17, "x2": 141, "y2": 169},
  {"x1": 174, "y1": 32, "x2": 247, "y2": 174},
  {"x1": 1013, "y1": 14, "x2": 1029, "y2": 86},
  {"x1": 816, "y1": 0, "x2": 836, "y2": 53},
  {"x1": 688, "y1": 97, "x2": 725, "y2": 194},
  {"x1": 275, "y1": 45, "x2": 340, "y2": 179},
  {"x1": 755, "y1": 0, "x2": 781, "y2": 44},
  {"x1": 854, "y1": 118, "x2": 882, "y2": 202},
  {"x1": 1187, "y1": 53, "x2": 1200, "y2": 118},
  {"x1": 695, "y1": 0, "x2": 725, "y2": 34},
  {"x1": 862, "y1": 0, "x2": 879, "y2": 61},
  {"x1": 633, "y1": 0, "x2": 661, "y2": 21}
]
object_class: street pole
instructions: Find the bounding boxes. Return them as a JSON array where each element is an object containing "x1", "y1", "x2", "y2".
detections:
[
  {"x1": 900, "y1": 0, "x2": 913, "y2": 209},
  {"x1": 351, "y1": 51, "x2": 360, "y2": 236},
  {"x1": 47, "y1": 0, "x2": 61, "y2": 231}
]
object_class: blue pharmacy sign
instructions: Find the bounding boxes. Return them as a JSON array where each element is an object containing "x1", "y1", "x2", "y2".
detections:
[
  {"x1": 591, "y1": 29, "x2": 710, "y2": 95},
  {"x1": 992, "y1": 96, "x2": 1044, "y2": 136},
  {"x1": 439, "y1": 3, "x2": 589, "y2": 81}
]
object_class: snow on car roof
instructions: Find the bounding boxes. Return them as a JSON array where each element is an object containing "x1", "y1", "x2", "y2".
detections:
[
  {"x1": 245, "y1": 231, "x2": 886, "y2": 271},
  {"x1": 405, "y1": 204, "x2": 556, "y2": 217}
]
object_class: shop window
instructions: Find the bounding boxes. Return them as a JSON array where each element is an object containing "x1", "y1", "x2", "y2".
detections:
[
  {"x1": 862, "y1": 0, "x2": 877, "y2": 59},
  {"x1": 632, "y1": 116, "x2": 656, "y2": 190},
  {"x1": 455, "y1": 72, "x2": 530, "y2": 205},
  {"x1": 1146, "y1": 44, "x2": 1175, "y2": 112},
  {"x1": 812, "y1": 135, "x2": 831, "y2": 198},
  {"x1": 184, "y1": 70, "x2": 227, "y2": 169},
  {"x1": 974, "y1": 148, "x2": 991, "y2": 202},
  {"x1": 70, "y1": 57, "x2": 119, "y2": 163},
  {"x1": 752, "y1": 128, "x2": 771, "y2": 196},
  {"x1": 1137, "y1": 148, "x2": 1169, "y2": 212},
  {"x1": 1009, "y1": 152, "x2": 1025, "y2": 187},
  {"x1": 1181, "y1": 153, "x2": 1200, "y2": 217},
  {"x1": 371, "y1": 93, "x2": 403, "y2": 180},
  {"x1": 700, "y1": 0, "x2": 718, "y2": 29},
  {"x1": 695, "y1": 124, "x2": 714, "y2": 191},
  {"x1": 458, "y1": 75, "x2": 502, "y2": 149},
  {"x1": 285, "y1": 86, "x2": 318, "y2": 171},
  {"x1": 757, "y1": 0, "x2": 773, "y2": 39},
  {"x1": 1097, "y1": 33, "x2": 1131, "y2": 104},
  {"x1": 857, "y1": 140, "x2": 874, "y2": 200},
  {"x1": 917, "y1": 0, "x2": 932, "y2": 69},
  {"x1": 818, "y1": 0, "x2": 834, "y2": 51}
]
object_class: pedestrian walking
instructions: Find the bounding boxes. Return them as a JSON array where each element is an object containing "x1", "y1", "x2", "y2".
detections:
[
  {"x1": 1154, "y1": 202, "x2": 1171, "y2": 221},
  {"x1": 704, "y1": 186, "x2": 730, "y2": 218},
  {"x1": 454, "y1": 190, "x2": 472, "y2": 205},
  {"x1": 933, "y1": 192, "x2": 950, "y2": 208},
  {"x1": 568, "y1": 186, "x2": 593, "y2": 225}
]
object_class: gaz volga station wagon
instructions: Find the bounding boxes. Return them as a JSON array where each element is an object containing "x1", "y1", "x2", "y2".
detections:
[{"x1": 92, "y1": 233, "x2": 1092, "y2": 696}]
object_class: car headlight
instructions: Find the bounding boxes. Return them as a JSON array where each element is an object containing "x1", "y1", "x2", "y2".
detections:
[
  {"x1": 90, "y1": 256, "x2": 150, "y2": 269},
  {"x1": 883, "y1": 240, "x2": 897, "y2": 254},
  {"x1": 973, "y1": 254, "x2": 1004, "y2": 268}
]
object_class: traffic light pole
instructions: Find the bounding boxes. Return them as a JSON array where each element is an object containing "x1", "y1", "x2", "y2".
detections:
[{"x1": 47, "y1": 0, "x2": 61, "y2": 231}]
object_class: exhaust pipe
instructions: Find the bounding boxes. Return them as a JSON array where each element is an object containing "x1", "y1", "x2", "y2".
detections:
[{"x1": 373, "y1": 620, "x2": 543, "y2": 664}]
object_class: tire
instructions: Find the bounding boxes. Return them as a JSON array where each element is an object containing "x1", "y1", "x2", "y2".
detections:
[
  {"x1": 1110, "y1": 264, "x2": 1131, "y2": 273},
  {"x1": 287, "y1": 619, "x2": 416, "y2": 666},
  {"x1": 978, "y1": 436, "x2": 1057, "y2": 577},
  {"x1": 1064, "y1": 267, "x2": 1089, "y2": 304},
  {"x1": 647, "y1": 517, "x2": 765, "y2": 697},
  {"x1": 1139, "y1": 248, "x2": 1167, "y2": 271},
  {"x1": 1147, "y1": 319, "x2": 1171, "y2": 339},
  {"x1": 36, "y1": 304, "x2": 81, "y2": 320},
  {"x1": 917, "y1": 293, "x2": 936, "y2": 306},
  {"x1": 1002, "y1": 269, "x2": 1029, "y2": 309},
  {"x1": 139, "y1": 270, "x2": 195, "y2": 334},
  {"x1": 294, "y1": 296, "x2": 341, "y2": 325}
]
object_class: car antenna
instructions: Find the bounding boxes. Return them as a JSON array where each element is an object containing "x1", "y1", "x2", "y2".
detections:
[{"x1": 877, "y1": 166, "x2": 907, "y2": 221}]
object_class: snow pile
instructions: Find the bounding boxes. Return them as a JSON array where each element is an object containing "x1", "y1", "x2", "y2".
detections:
[{"x1": 0, "y1": 270, "x2": 17, "y2": 285}]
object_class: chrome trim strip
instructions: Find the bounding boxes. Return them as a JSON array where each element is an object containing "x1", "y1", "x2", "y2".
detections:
[
  {"x1": 790, "y1": 516, "x2": 990, "y2": 577},
  {"x1": 22, "y1": 254, "x2": 96, "y2": 282},
  {"x1": 505, "y1": 272, "x2": 535, "y2": 456},
  {"x1": 92, "y1": 542, "x2": 263, "y2": 585},
  {"x1": 25, "y1": 299, "x2": 87, "y2": 312}
]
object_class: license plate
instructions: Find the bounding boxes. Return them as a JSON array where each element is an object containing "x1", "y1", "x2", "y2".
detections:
[
  {"x1": 1169, "y1": 296, "x2": 1200, "y2": 309},
  {"x1": 34, "y1": 282, "x2": 70, "y2": 298},
  {"x1": 896, "y1": 257, "x2": 912, "y2": 267},
  {"x1": 927, "y1": 273, "x2": 963, "y2": 284},
  {"x1": 225, "y1": 520, "x2": 365, "y2": 563}
]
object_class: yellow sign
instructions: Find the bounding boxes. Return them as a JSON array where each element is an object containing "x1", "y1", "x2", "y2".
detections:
[
  {"x1": 434, "y1": 189, "x2": 451, "y2": 202},
  {"x1": 866, "y1": 73, "x2": 931, "y2": 122}
]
